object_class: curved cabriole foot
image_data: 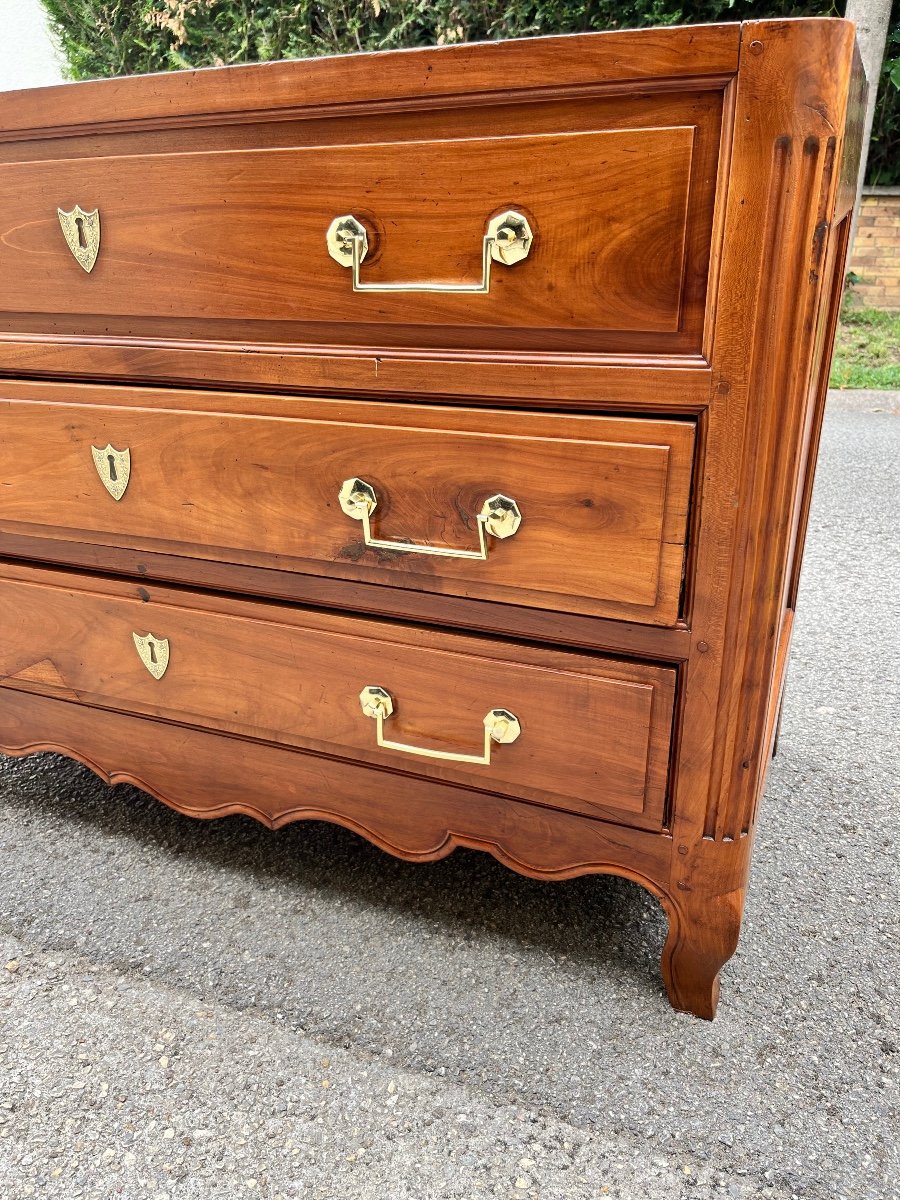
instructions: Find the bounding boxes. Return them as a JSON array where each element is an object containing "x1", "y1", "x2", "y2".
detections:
[{"x1": 660, "y1": 889, "x2": 744, "y2": 1019}]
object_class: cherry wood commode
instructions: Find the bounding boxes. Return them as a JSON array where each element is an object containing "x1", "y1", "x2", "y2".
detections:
[{"x1": 0, "y1": 20, "x2": 865, "y2": 1017}]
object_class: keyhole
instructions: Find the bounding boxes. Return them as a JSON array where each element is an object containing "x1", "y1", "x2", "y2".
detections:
[
  {"x1": 75, "y1": 216, "x2": 87, "y2": 248},
  {"x1": 148, "y1": 641, "x2": 157, "y2": 664},
  {"x1": 106, "y1": 454, "x2": 117, "y2": 482}
]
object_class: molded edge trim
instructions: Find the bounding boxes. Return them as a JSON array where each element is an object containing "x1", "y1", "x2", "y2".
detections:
[{"x1": 0, "y1": 24, "x2": 742, "y2": 137}]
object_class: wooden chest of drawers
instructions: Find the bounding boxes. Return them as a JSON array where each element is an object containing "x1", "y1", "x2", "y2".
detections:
[{"x1": 0, "y1": 19, "x2": 865, "y2": 1017}]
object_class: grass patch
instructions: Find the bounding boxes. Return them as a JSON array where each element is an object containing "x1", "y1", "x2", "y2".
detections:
[{"x1": 830, "y1": 304, "x2": 900, "y2": 389}]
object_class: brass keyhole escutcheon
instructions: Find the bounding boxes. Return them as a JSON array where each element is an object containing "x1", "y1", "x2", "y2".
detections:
[
  {"x1": 57, "y1": 205, "x2": 101, "y2": 273},
  {"x1": 133, "y1": 632, "x2": 170, "y2": 680},
  {"x1": 91, "y1": 444, "x2": 131, "y2": 501}
]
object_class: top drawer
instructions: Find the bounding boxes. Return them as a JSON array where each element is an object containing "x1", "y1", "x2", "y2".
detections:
[{"x1": 0, "y1": 56, "x2": 725, "y2": 363}]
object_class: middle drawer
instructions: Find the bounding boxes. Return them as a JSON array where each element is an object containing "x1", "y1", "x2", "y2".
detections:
[{"x1": 0, "y1": 382, "x2": 694, "y2": 626}]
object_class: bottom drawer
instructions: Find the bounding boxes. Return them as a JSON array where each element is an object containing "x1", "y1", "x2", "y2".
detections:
[{"x1": 0, "y1": 564, "x2": 675, "y2": 830}]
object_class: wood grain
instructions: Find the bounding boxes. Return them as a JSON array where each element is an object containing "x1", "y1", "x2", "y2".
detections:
[
  {"x1": 0, "y1": 529, "x2": 695, "y2": 661},
  {"x1": 0, "y1": 340, "x2": 714, "y2": 408},
  {"x1": 0, "y1": 44, "x2": 727, "y2": 376},
  {"x1": 0, "y1": 688, "x2": 675, "y2": 889},
  {"x1": 659, "y1": 18, "x2": 864, "y2": 1015},
  {"x1": 0, "y1": 384, "x2": 695, "y2": 624},
  {"x1": 0, "y1": 562, "x2": 676, "y2": 828},
  {"x1": 1, "y1": 128, "x2": 695, "y2": 345},
  {"x1": 0, "y1": 25, "x2": 740, "y2": 138},
  {"x1": 0, "y1": 20, "x2": 866, "y2": 1018}
]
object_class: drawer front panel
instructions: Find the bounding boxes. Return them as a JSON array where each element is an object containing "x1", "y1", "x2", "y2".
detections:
[
  {"x1": 0, "y1": 388, "x2": 695, "y2": 625},
  {"x1": 0, "y1": 89, "x2": 721, "y2": 359},
  {"x1": 0, "y1": 567, "x2": 676, "y2": 829}
]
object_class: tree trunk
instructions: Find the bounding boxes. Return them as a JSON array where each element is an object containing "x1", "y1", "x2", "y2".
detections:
[{"x1": 844, "y1": 0, "x2": 894, "y2": 250}]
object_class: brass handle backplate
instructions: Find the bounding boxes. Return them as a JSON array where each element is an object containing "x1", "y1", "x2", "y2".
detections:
[
  {"x1": 338, "y1": 478, "x2": 521, "y2": 560},
  {"x1": 359, "y1": 686, "x2": 520, "y2": 765},
  {"x1": 326, "y1": 209, "x2": 533, "y2": 294}
]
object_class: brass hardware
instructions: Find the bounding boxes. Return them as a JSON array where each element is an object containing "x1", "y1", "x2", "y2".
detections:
[
  {"x1": 326, "y1": 209, "x2": 533, "y2": 294},
  {"x1": 91, "y1": 444, "x2": 131, "y2": 501},
  {"x1": 485, "y1": 211, "x2": 533, "y2": 266},
  {"x1": 359, "y1": 686, "x2": 520, "y2": 765},
  {"x1": 57, "y1": 205, "x2": 101, "y2": 273},
  {"x1": 338, "y1": 478, "x2": 521, "y2": 560},
  {"x1": 360, "y1": 685, "x2": 394, "y2": 720},
  {"x1": 327, "y1": 215, "x2": 369, "y2": 268},
  {"x1": 132, "y1": 632, "x2": 170, "y2": 680}
]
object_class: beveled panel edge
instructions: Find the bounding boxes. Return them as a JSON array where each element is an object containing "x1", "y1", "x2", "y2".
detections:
[
  {"x1": 0, "y1": 556, "x2": 681, "y2": 686},
  {"x1": 0, "y1": 76, "x2": 737, "y2": 146},
  {"x1": 0, "y1": 533, "x2": 694, "y2": 662},
  {"x1": 0, "y1": 25, "x2": 741, "y2": 140},
  {"x1": 0, "y1": 374, "x2": 709, "y2": 421},
  {"x1": 0, "y1": 338, "x2": 714, "y2": 408}
]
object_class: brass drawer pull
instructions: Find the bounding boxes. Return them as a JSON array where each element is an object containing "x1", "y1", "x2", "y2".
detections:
[
  {"x1": 326, "y1": 209, "x2": 533, "y2": 294},
  {"x1": 359, "y1": 686, "x2": 520, "y2": 765},
  {"x1": 339, "y1": 478, "x2": 521, "y2": 560}
]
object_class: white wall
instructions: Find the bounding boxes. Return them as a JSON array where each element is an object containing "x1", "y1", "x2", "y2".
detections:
[{"x1": 0, "y1": 0, "x2": 64, "y2": 92}]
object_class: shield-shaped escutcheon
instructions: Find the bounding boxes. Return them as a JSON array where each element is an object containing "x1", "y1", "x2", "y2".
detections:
[
  {"x1": 132, "y1": 632, "x2": 170, "y2": 680},
  {"x1": 57, "y1": 204, "x2": 101, "y2": 272},
  {"x1": 91, "y1": 443, "x2": 131, "y2": 501}
]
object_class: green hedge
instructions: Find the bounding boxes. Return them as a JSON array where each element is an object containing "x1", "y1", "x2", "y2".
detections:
[{"x1": 40, "y1": 0, "x2": 899, "y2": 184}]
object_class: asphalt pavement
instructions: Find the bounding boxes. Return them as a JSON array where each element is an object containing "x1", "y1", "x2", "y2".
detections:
[{"x1": 0, "y1": 391, "x2": 897, "y2": 1200}]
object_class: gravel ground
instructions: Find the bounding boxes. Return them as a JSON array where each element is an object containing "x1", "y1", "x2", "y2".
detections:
[{"x1": 0, "y1": 391, "x2": 897, "y2": 1200}]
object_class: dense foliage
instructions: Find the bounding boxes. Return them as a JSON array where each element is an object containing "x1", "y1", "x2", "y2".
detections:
[
  {"x1": 871, "y1": 14, "x2": 900, "y2": 184},
  {"x1": 40, "y1": 0, "x2": 899, "y2": 184}
]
